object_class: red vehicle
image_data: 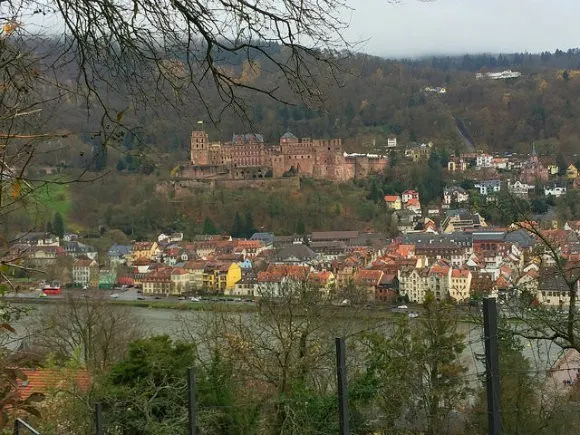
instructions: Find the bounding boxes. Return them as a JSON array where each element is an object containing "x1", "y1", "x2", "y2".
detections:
[{"x1": 42, "y1": 283, "x2": 62, "y2": 296}]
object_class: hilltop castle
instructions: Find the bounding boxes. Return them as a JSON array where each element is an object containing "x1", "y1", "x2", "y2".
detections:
[{"x1": 183, "y1": 130, "x2": 388, "y2": 182}]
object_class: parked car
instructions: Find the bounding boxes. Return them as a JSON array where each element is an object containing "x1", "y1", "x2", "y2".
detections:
[
  {"x1": 408, "y1": 312, "x2": 419, "y2": 319},
  {"x1": 178, "y1": 296, "x2": 186, "y2": 300},
  {"x1": 190, "y1": 297, "x2": 201, "y2": 302},
  {"x1": 137, "y1": 296, "x2": 146, "y2": 300},
  {"x1": 397, "y1": 305, "x2": 408, "y2": 310},
  {"x1": 110, "y1": 293, "x2": 119, "y2": 299}
]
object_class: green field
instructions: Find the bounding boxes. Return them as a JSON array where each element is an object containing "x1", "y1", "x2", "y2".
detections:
[{"x1": 32, "y1": 181, "x2": 71, "y2": 216}]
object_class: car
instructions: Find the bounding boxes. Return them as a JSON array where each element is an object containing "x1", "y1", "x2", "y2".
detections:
[
  {"x1": 397, "y1": 305, "x2": 408, "y2": 309},
  {"x1": 178, "y1": 296, "x2": 186, "y2": 300},
  {"x1": 408, "y1": 312, "x2": 419, "y2": 319},
  {"x1": 190, "y1": 297, "x2": 201, "y2": 302},
  {"x1": 154, "y1": 296, "x2": 161, "y2": 300},
  {"x1": 110, "y1": 293, "x2": 119, "y2": 298},
  {"x1": 137, "y1": 296, "x2": 146, "y2": 300}
]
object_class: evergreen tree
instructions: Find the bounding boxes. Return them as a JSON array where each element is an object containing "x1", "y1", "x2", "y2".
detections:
[
  {"x1": 202, "y1": 217, "x2": 218, "y2": 235},
  {"x1": 556, "y1": 153, "x2": 568, "y2": 176},
  {"x1": 295, "y1": 218, "x2": 306, "y2": 235},
  {"x1": 231, "y1": 212, "x2": 244, "y2": 238},
  {"x1": 53, "y1": 212, "x2": 65, "y2": 238},
  {"x1": 244, "y1": 210, "x2": 255, "y2": 238},
  {"x1": 46, "y1": 220, "x2": 53, "y2": 234}
]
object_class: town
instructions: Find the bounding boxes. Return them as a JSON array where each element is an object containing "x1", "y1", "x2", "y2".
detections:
[
  {"x1": 8, "y1": 215, "x2": 579, "y2": 310},
  {"x1": 8, "y1": 126, "x2": 580, "y2": 309}
]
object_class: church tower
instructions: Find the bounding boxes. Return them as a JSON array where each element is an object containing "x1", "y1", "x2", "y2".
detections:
[{"x1": 190, "y1": 130, "x2": 209, "y2": 165}]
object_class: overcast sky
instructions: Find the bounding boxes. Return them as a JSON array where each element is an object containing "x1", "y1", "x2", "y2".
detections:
[{"x1": 346, "y1": 0, "x2": 580, "y2": 58}]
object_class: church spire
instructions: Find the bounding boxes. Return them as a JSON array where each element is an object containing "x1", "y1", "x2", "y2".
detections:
[{"x1": 531, "y1": 142, "x2": 537, "y2": 157}]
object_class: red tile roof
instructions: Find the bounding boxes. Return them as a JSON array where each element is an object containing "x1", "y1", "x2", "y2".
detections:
[{"x1": 17, "y1": 368, "x2": 90, "y2": 400}]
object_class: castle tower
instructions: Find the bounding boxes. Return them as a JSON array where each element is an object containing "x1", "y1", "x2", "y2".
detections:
[
  {"x1": 190, "y1": 130, "x2": 209, "y2": 165},
  {"x1": 530, "y1": 142, "x2": 538, "y2": 165}
]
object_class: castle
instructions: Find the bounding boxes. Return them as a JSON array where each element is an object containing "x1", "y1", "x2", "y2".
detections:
[{"x1": 183, "y1": 130, "x2": 388, "y2": 182}]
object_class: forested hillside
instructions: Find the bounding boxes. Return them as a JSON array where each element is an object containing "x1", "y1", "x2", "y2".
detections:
[{"x1": 32, "y1": 43, "x2": 580, "y2": 175}]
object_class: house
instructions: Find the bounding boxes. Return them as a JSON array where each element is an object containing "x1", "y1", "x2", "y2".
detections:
[
  {"x1": 98, "y1": 268, "x2": 117, "y2": 289},
  {"x1": 398, "y1": 267, "x2": 430, "y2": 303},
  {"x1": 475, "y1": 153, "x2": 493, "y2": 168},
  {"x1": 507, "y1": 179, "x2": 534, "y2": 198},
  {"x1": 393, "y1": 209, "x2": 421, "y2": 234},
  {"x1": 202, "y1": 263, "x2": 229, "y2": 292},
  {"x1": 225, "y1": 262, "x2": 242, "y2": 290},
  {"x1": 170, "y1": 267, "x2": 191, "y2": 294},
  {"x1": 310, "y1": 231, "x2": 359, "y2": 243},
  {"x1": 16, "y1": 368, "x2": 90, "y2": 401},
  {"x1": 14, "y1": 232, "x2": 60, "y2": 247},
  {"x1": 402, "y1": 189, "x2": 420, "y2": 204},
  {"x1": 183, "y1": 260, "x2": 206, "y2": 290},
  {"x1": 547, "y1": 164, "x2": 559, "y2": 175},
  {"x1": 564, "y1": 221, "x2": 580, "y2": 235},
  {"x1": 405, "y1": 143, "x2": 432, "y2": 161},
  {"x1": 544, "y1": 184, "x2": 567, "y2": 197},
  {"x1": 441, "y1": 209, "x2": 487, "y2": 233},
  {"x1": 132, "y1": 241, "x2": 159, "y2": 262},
  {"x1": 142, "y1": 268, "x2": 172, "y2": 295},
  {"x1": 309, "y1": 271, "x2": 335, "y2": 293},
  {"x1": 443, "y1": 186, "x2": 469, "y2": 205},
  {"x1": 449, "y1": 269, "x2": 472, "y2": 302},
  {"x1": 404, "y1": 197, "x2": 422, "y2": 214},
  {"x1": 62, "y1": 241, "x2": 98, "y2": 261},
  {"x1": 355, "y1": 269, "x2": 384, "y2": 300},
  {"x1": 375, "y1": 274, "x2": 399, "y2": 302},
  {"x1": 230, "y1": 271, "x2": 258, "y2": 296},
  {"x1": 107, "y1": 244, "x2": 132, "y2": 265},
  {"x1": 250, "y1": 232, "x2": 275, "y2": 248},
  {"x1": 566, "y1": 164, "x2": 578, "y2": 180},
  {"x1": 72, "y1": 257, "x2": 98, "y2": 287},
  {"x1": 273, "y1": 244, "x2": 318, "y2": 264},
  {"x1": 492, "y1": 157, "x2": 510, "y2": 170},
  {"x1": 387, "y1": 136, "x2": 397, "y2": 148},
  {"x1": 447, "y1": 157, "x2": 468, "y2": 172},
  {"x1": 474, "y1": 180, "x2": 501, "y2": 196},
  {"x1": 384, "y1": 195, "x2": 402, "y2": 210}
]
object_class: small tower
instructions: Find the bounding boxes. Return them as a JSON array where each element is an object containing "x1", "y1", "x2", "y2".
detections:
[
  {"x1": 190, "y1": 130, "x2": 209, "y2": 165},
  {"x1": 530, "y1": 142, "x2": 538, "y2": 166}
]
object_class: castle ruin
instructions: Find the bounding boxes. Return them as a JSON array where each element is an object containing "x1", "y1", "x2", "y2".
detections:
[{"x1": 183, "y1": 130, "x2": 388, "y2": 182}]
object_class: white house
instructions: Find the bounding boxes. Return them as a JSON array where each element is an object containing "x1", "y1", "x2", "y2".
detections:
[
  {"x1": 402, "y1": 189, "x2": 420, "y2": 204},
  {"x1": 476, "y1": 154, "x2": 493, "y2": 168},
  {"x1": 387, "y1": 136, "x2": 397, "y2": 148},
  {"x1": 475, "y1": 180, "x2": 501, "y2": 196},
  {"x1": 443, "y1": 186, "x2": 469, "y2": 205},
  {"x1": 507, "y1": 180, "x2": 534, "y2": 198},
  {"x1": 544, "y1": 185, "x2": 567, "y2": 197}
]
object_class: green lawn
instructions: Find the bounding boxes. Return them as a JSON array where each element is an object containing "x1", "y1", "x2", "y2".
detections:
[{"x1": 32, "y1": 181, "x2": 72, "y2": 216}]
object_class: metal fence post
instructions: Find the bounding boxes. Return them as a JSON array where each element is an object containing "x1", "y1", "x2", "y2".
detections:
[
  {"x1": 335, "y1": 337, "x2": 349, "y2": 435},
  {"x1": 95, "y1": 402, "x2": 104, "y2": 435},
  {"x1": 483, "y1": 297, "x2": 502, "y2": 435},
  {"x1": 188, "y1": 367, "x2": 197, "y2": 435}
]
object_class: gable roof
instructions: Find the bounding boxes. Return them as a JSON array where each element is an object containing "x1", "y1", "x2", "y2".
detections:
[{"x1": 17, "y1": 368, "x2": 90, "y2": 400}]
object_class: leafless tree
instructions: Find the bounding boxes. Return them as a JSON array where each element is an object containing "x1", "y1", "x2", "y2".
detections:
[
  {"x1": 28, "y1": 291, "x2": 143, "y2": 372},
  {"x1": 2, "y1": 0, "x2": 353, "y2": 125}
]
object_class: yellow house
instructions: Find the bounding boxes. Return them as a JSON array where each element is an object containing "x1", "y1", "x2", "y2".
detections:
[
  {"x1": 384, "y1": 195, "x2": 402, "y2": 210},
  {"x1": 566, "y1": 164, "x2": 578, "y2": 180},
  {"x1": 132, "y1": 241, "x2": 159, "y2": 262},
  {"x1": 202, "y1": 262, "x2": 238, "y2": 293},
  {"x1": 547, "y1": 164, "x2": 559, "y2": 175},
  {"x1": 226, "y1": 263, "x2": 242, "y2": 290}
]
